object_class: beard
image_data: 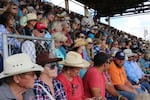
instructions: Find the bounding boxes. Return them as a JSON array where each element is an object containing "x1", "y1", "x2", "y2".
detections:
[{"x1": 114, "y1": 61, "x2": 123, "y2": 68}]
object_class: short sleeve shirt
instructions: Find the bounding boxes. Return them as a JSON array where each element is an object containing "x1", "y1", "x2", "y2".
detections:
[
  {"x1": 108, "y1": 61, "x2": 127, "y2": 85},
  {"x1": 83, "y1": 67, "x2": 106, "y2": 98},
  {"x1": 56, "y1": 73, "x2": 84, "y2": 100}
]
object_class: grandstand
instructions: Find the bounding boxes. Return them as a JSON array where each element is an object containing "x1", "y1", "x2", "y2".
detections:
[{"x1": 0, "y1": 0, "x2": 150, "y2": 100}]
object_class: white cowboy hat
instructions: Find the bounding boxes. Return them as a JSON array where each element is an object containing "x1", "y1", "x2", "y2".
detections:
[
  {"x1": 59, "y1": 51, "x2": 90, "y2": 68},
  {"x1": 0, "y1": 53, "x2": 43, "y2": 79},
  {"x1": 123, "y1": 49, "x2": 137, "y2": 57}
]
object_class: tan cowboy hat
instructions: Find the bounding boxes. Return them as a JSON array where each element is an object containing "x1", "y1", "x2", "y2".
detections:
[
  {"x1": 0, "y1": 53, "x2": 43, "y2": 79},
  {"x1": 59, "y1": 51, "x2": 90, "y2": 68},
  {"x1": 73, "y1": 38, "x2": 87, "y2": 48},
  {"x1": 27, "y1": 13, "x2": 37, "y2": 22}
]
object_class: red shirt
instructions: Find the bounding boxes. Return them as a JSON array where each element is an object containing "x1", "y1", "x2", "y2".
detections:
[
  {"x1": 56, "y1": 73, "x2": 85, "y2": 100},
  {"x1": 83, "y1": 67, "x2": 106, "y2": 98}
]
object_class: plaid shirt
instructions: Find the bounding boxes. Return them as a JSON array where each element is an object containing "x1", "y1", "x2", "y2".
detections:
[
  {"x1": 93, "y1": 45, "x2": 101, "y2": 55},
  {"x1": 34, "y1": 78, "x2": 67, "y2": 100}
]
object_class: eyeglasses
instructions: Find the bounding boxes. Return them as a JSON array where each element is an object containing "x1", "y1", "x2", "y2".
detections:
[
  {"x1": 59, "y1": 41, "x2": 64, "y2": 44},
  {"x1": 79, "y1": 36, "x2": 85, "y2": 38},
  {"x1": 19, "y1": 72, "x2": 36, "y2": 77},
  {"x1": 106, "y1": 61, "x2": 111, "y2": 64},
  {"x1": 13, "y1": 7, "x2": 18, "y2": 9},
  {"x1": 48, "y1": 63, "x2": 57, "y2": 70},
  {"x1": 88, "y1": 42, "x2": 93, "y2": 44}
]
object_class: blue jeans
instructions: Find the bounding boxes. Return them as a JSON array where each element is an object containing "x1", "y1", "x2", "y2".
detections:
[
  {"x1": 141, "y1": 81, "x2": 150, "y2": 92},
  {"x1": 0, "y1": 55, "x2": 3, "y2": 73},
  {"x1": 117, "y1": 90, "x2": 136, "y2": 100},
  {"x1": 107, "y1": 96, "x2": 118, "y2": 100}
]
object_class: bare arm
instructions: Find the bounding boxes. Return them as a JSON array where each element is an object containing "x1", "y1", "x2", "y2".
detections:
[
  {"x1": 90, "y1": 88, "x2": 101, "y2": 97},
  {"x1": 90, "y1": 88, "x2": 106, "y2": 100},
  {"x1": 105, "y1": 83, "x2": 119, "y2": 97}
]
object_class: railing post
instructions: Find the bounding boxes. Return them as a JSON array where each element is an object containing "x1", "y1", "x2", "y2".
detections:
[{"x1": 2, "y1": 34, "x2": 8, "y2": 60}]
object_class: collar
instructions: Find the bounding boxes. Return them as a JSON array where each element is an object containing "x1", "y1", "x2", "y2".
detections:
[{"x1": 0, "y1": 83, "x2": 17, "y2": 100}]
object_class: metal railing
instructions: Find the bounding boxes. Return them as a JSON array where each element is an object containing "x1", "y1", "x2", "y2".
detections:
[{"x1": 2, "y1": 34, "x2": 55, "y2": 61}]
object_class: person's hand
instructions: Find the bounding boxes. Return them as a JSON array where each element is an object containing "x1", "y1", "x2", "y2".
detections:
[
  {"x1": 85, "y1": 96, "x2": 106, "y2": 100},
  {"x1": 120, "y1": 96, "x2": 128, "y2": 100}
]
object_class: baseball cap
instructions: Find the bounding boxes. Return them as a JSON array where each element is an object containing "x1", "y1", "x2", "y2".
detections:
[
  {"x1": 36, "y1": 22, "x2": 47, "y2": 30},
  {"x1": 115, "y1": 51, "x2": 125, "y2": 60}
]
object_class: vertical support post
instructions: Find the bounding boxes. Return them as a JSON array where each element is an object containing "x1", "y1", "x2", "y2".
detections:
[
  {"x1": 65, "y1": 0, "x2": 69, "y2": 11},
  {"x1": 84, "y1": 5, "x2": 89, "y2": 17},
  {"x1": 2, "y1": 34, "x2": 8, "y2": 61},
  {"x1": 108, "y1": 16, "x2": 110, "y2": 26}
]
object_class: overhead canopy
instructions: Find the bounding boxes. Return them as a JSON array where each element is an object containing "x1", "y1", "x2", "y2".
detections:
[{"x1": 76, "y1": 0, "x2": 150, "y2": 17}]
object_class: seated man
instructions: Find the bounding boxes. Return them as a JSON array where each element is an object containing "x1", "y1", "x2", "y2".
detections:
[
  {"x1": 123, "y1": 49, "x2": 150, "y2": 93},
  {"x1": 83, "y1": 52, "x2": 127, "y2": 100},
  {"x1": 108, "y1": 51, "x2": 141, "y2": 100},
  {"x1": 0, "y1": 53, "x2": 43, "y2": 100}
]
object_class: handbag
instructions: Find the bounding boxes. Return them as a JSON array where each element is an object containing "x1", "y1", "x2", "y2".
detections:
[{"x1": 35, "y1": 83, "x2": 55, "y2": 100}]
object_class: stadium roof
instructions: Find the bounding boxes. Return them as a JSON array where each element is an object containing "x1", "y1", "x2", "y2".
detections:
[{"x1": 75, "y1": 0, "x2": 150, "y2": 17}]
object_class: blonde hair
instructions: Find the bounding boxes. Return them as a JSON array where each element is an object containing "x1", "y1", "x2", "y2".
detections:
[
  {"x1": 40, "y1": 17, "x2": 49, "y2": 26},
  {"x1": 51, "y1": 21, "x2": 62, "y2": 32},
  {"x1": 52, "y1": 32, "x2": 67, "y2": 42},
  {"x1": 135, "y1": 93, "x2": 150, "y2": 100}
]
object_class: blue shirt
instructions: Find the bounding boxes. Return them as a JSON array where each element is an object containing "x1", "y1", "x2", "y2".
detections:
[
  {"x1": 0, "y1": 24, "x2": 21, "y2": 54},
  {"x1": 124, "y1": 60, "x2": 139, "y2": 83},
  {"x1": 139, "y1": 58, "x2": 149, "y2": 68},
  {"x1": 130, "y1": 61, "x2": 144, "y2": 79},
  {"x1": 93, "y1": 45, "x2": 101, "y2": 55}
]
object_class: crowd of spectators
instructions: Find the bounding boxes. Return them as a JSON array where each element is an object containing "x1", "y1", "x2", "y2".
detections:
[{"x1": 0, "y1": 0, "x2": 150, "y2": 100}]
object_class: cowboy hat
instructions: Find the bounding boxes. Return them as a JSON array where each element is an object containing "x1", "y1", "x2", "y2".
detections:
[
  {"x1": 59, "y1": 51, "x2": 90, "y2": 68},
  {"x1": 0, "y1": 53, "x2": 43, "y2": 79},
  {"x1": 36, "y1": 52, "x2": 62, "y2": 66},
  {"x1": 26, "y1": 13, "x2": 37, "y2": 22},
  {"x1": 73, "y1": 38, "x2": 87, "y2": 48},
  {"x1": 123, "y1": 49, "x2": 137, "y2": 57}
]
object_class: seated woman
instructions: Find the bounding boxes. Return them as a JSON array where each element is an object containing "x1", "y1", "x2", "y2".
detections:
[
  {"x1": 34, "y1": 52, "x2": 67, "y2": 100},
  {"x1": 56, "y1": 51, "x2": 90, "y2": 100}
]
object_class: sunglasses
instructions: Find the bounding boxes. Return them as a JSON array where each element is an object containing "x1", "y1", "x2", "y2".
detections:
[
  {"x1": 39, "y1": 30, "x2": 46, "y2": 33},
  {"x1": 106, "y1": 61, "x2": 111, "y2": 64},
  {"x1": 12, "y1": 8, "x2": 18, "y2": 10},
  {"x1": 79, "y1": 36, "x2": 85, "y2": 38},
  {"x1": 48, "y1": 63, "x2": 57, "y2": 70}
]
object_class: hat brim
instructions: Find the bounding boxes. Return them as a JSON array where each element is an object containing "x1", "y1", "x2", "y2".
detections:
[
  {"x1": 73, "y1": 42, "x2": 87, "y2": 48},
  {"x1": 59, "y1": 59, "x2": 90, "y2": 68},
  {"x1": 27, "y1": 19, "x2": 38, "y2": 22},
  {"x1": 0, "y1": 64, "x2": 43, "y2": 79},
  {"x1": 126, "y1": 53, "x2": 137, "y2": 57},
  {"x1": 37, "y1": 58, "x2": 62, "y2": 66}
]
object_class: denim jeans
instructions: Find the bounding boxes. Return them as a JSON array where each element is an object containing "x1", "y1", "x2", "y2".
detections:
[
  {"x1": 0, "y1": 55, "x2": 3, "y2": 73},
  {"x1": 107, "y1": 96, "x2": 118, "y2": 100},
  {"x1": 117, "y1": 90, "x2": 136, "y2": 100},
  {"x1": 117, "y1": 88, "x2": 144, "y2": 100}
]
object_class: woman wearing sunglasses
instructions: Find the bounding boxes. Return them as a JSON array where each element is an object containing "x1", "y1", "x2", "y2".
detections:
[{"x1": 34, "y1": 53, "x2": 67, "y2": 100}]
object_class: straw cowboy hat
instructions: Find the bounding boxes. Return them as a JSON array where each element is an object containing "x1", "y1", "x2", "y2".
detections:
[
  {"x1": 0, "y1": 53, "x2": 43, "y2": 79},
  {"x1": 73, "y1": 38, "x2": 87, "y2": 48},
  {"x1": 59, "y1": 51, "x2": 90, "y2": 68},
  {"x1": 26, "y1": 13, "x2": 37, "y2": 22},
  {"x1": 86, "y1": 38, "x2": 93, "y2": 44}
]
